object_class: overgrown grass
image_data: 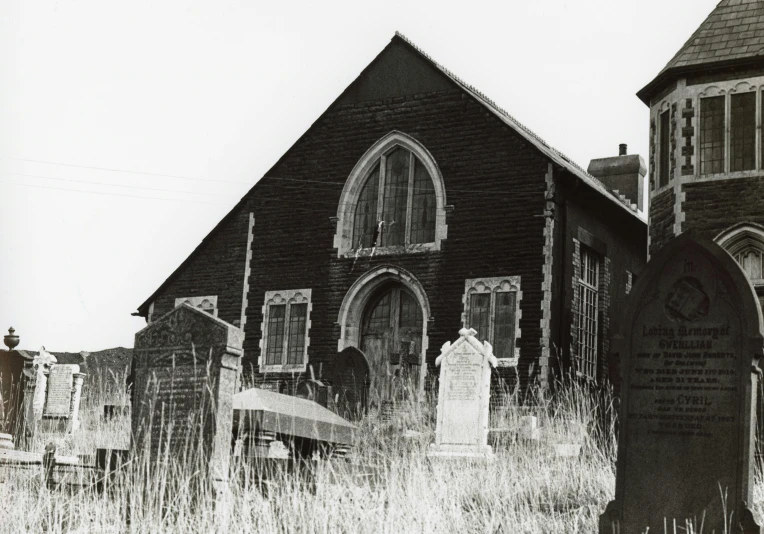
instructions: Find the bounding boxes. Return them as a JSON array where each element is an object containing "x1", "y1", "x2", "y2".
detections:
[{"x1": 1, "y1": 372, "x2": 762, "y2": 533}]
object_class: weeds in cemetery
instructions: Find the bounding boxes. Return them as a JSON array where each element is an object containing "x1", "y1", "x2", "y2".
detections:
[{"x1": 1, "y1": 371, "x2": 763, "y2": 533}]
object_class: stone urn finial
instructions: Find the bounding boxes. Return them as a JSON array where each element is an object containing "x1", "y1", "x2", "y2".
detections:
[{"x1": 3, "y1": 327, "x2": 19, "y2": 351}]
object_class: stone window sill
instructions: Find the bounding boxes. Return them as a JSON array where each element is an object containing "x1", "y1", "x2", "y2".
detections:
[
  {"x1": 259, "y1": 364, "x2": 307, "y2": 374},
  {"x1": 346, "y1": 243, "x2": 437, "y2": 258}
]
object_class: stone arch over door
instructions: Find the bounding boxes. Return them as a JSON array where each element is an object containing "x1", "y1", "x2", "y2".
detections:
[{"x1": 337, "y1": 265, "x2": 431, "y2": 393}]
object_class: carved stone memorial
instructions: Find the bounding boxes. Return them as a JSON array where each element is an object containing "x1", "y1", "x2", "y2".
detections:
[
  {"x1": 131, "y1": 303, "x2": 243, "y2": 488},
  {"x1": 600, "y1": 233, "x2": 763, "y2": 534},
  {"x1": 429, "y1": 328, "x2": 497, "y2": 459}
]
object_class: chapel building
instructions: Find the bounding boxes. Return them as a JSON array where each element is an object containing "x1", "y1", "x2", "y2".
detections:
[
  {"x1": 640, "y1": 0, "x2": 764, "y2": 308},
  {"x1": 135, "y1": 34, "x2": 647, "y2": 401}
]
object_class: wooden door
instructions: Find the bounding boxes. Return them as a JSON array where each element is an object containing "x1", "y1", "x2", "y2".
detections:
[{"x1": 361, "y1": 285, "x2": 423, "y2": 404}]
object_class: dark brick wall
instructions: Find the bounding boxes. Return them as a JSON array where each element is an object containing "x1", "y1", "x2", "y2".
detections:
[
  {"x1": 557, "y1": 180, "x2": 647, "y2": 385},
  {"x1": 142, "y1": 53, "x2": 647, "y2": 395},
  {"x1": 649, "y1": 188, "x2": 676, "y2": 255},
  {"x1": 682, "y1": 176, "x2": 764, "y2": 240},
  {"x1": 149, "y1": 205, "x2": 252, "y2": 327},
  {"x1": 242, "y1": 90, "x2": 550, "y2": 388}
]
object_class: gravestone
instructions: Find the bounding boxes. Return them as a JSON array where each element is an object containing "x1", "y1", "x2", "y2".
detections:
[
  {"x1": 34, "y1": 364, "x2": 86, "y2": 433},
  {"x1": 600, "y1": 233, "x2": 763, "y2": 534},
  {"x1": 429, "y1": 328, "x2": 497, "y2": 458},
  {"x1": 0, "y1": 349, "x2": 31, "y2": 441},
  {"x1": 326, "y1": 347, "x2": 370, "y2": 420},
  {"x1": 131, "y1": 303, "x2": 243, "y2": 489},
  {"x1": 45, "y1": 365, "x2": 75, "y2": 417}
]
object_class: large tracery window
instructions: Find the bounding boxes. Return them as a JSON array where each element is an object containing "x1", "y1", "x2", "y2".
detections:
[
  {"x1": 352, "y1": 146, "x2": 436, "y2": 249},
  {"x1": 334, "y1": 131, "x2": 446, "y2": 257}
]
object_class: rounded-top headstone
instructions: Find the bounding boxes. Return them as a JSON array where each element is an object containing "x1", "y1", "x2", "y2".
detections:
[{"x1": 600, "y1": 233, "x2": 763, "y2": 534}]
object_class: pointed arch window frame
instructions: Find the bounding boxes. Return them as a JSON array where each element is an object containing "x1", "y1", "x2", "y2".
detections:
[
  {"x1": 333, "y1": 131, "x2": 448, "y2": 257},
  {"x1": 715, "y1": 223, "x2": 764, "y2": 288}
]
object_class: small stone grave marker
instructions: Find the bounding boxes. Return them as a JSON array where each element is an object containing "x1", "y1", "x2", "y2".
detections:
[
  {"x1": 44, "y1": 365, "x2": 76, "y2": 417},
  {"x1": 429, "y1": 328, "x2": 497, "y2": 459},
  {"x1": 131, "y1": 303, "x2": 243, "y2": 489},
  {"x1": 326, "y1": 347, "x2": 370, "y2": 420},
  {"x1": 600, "y1": 233, "x2": 763, "y2": 533}
]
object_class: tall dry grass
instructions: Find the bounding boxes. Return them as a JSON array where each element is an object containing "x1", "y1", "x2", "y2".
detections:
[{"x1": 0, "y1": 371, "x2": 762, "y2": 533}]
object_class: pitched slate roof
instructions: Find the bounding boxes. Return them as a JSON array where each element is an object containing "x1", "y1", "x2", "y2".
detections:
[
  {"x1": 393, "y1": 33, "x2": 644, "y2": 218},
  {"x1": 667, "y1": 0, "x2": 764, "y2": 69},
  {"x1": 639, "y1": 0, "x2": 764, "y2": 102}
]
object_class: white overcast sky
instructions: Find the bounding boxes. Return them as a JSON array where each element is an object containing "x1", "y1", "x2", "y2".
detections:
[{"x1": 2, "y1": 0, "x2": 720, "y2": 352}]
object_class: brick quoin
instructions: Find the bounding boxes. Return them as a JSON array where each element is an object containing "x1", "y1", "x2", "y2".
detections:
[{"x1": 649, "y1": 188, "x2": 675, "y2": 255}]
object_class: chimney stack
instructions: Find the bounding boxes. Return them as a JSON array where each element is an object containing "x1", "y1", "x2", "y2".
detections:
[{"x1": 587, "y1": 145, "x2": 646, "y2": 212}]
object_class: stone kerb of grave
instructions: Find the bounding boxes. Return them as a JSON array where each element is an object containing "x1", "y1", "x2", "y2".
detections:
[
  {"x1": 600, "y1": 233, "x2": 763, "y2": 534},
  {"x1": 429, "y1": 328, "x2": 498, "y2": 459},
  {"x1": 131, "y1": 303, "x2": 243, "y2": 487}
]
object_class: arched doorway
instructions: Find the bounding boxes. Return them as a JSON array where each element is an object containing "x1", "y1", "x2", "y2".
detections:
[{"x1": 360, "y1": 283, "x2": 423, "y2": 404}]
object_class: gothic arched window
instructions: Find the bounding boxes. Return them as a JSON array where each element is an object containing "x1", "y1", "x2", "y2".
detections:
[
  {"x1": 715, "y1": 223, "x2": 764, "y2": 288},
  {"x1": 334, "y1": 131, "x2": 447, "y2": 256},
  {"x1": 352, "y1": 147, "x2": 436, "y2": 248}
]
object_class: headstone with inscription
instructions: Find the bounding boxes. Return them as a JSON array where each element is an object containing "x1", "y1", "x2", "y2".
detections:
[
  {"x1": 41, "y1": 364, "x2": 86, "y2": 432},
  {"x1": 429, "y1": 328, "x2": 497, "y2": 459},
  {"x1": 44, "y1": 365, "x2": 76, "y2": 417},
  {"x1": 131, "y1": 303, "x2": 243, "y2": 489},
  {"x1": 600, "y1": 233, "x2": 763, "y2": 534}
]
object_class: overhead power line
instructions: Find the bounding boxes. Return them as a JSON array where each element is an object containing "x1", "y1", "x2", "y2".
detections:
[
  {"x1": 2, "y1": 155, "x2": 252, "y2": 186},
  {"x1": 6, "y1": 172, "x2": 239, "y2": 198},
  {"x1": 0, "y1": 180, "x2": 234, "y2": 206}
]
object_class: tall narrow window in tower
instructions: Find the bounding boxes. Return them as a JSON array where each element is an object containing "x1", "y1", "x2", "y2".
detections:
[
  {"x1": 576, "y1": 247, "x2": 599, "y2": 381},
  {"x1": 659, "y1": 110, "x2": 670, "y2": 187},
  {"x1": 351, "y1": 146, "x2": 437, "y2": 249},
  {"x1": 700, "y1": 96, "x2": 725, "y2": 175},
  {"x1": 731, "y1": 92, "x2": 756, "y2": 172}
]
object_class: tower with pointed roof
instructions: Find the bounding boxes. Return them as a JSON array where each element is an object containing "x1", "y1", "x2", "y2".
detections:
[{"x1": 639, "y1": 0, "x2": 764, "y2": 306}]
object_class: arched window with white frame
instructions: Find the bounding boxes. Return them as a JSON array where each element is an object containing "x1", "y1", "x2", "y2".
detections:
[
  {"x1": 334, "y1": 131, "x2": 447, "y2": 256},
  {"x1": 715, "y1": 223, "x2": 764, "y2": 290}
]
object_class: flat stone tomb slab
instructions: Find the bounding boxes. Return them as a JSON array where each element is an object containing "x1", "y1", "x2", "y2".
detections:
[
  {"x1": 429, "y1": 328, "x2": 497, "y2": 459},
  {"x1": 600, "y1": 233, "x2": 763, "y2": 534}
]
